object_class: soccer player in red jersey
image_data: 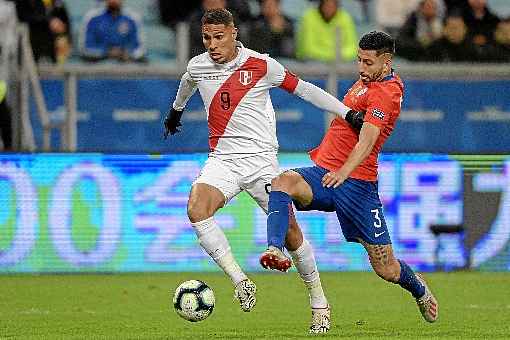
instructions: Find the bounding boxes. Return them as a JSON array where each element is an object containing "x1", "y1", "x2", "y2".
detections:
[{"x1": 260, "y1": 31, "x2": 438, "y2": 327}]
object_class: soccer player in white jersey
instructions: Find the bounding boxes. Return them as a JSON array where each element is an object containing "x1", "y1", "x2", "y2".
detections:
[{"x1": 164, "y1": 8, "x2": 363, "y2": 333}]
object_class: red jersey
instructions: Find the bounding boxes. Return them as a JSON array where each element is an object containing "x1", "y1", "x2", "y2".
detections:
[{"x1": 309, "y1": 72, "x2": 404, "y2": 181}]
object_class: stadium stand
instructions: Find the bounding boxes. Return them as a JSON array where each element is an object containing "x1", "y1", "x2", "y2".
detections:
[{"x1": 62, "y1": 0, "x2": 380, "y2": 62}]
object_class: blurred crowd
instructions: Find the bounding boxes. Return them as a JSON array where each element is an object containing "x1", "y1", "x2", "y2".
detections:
[
  {"x1": 394, "y1": 0, "x2": 510, "y2": 62},
  {"x1": 1, "y1": 0, "x2": 510, "y2": 64}
]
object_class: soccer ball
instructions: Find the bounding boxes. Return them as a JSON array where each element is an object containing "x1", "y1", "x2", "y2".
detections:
[{"x1": 173, "y1": 280, "x2": 215, "y2": 322}]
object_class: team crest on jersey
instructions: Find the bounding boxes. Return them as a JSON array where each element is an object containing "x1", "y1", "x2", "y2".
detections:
[
  {"x1": 239, "y1": 70, "x2": 253, "y2": 86},
  {"x1": 372, "y1": 108, "x2": 385, "y2": 120},
  {"x1": 356, "y1": 87, "x2": 368, "y2": 97}
]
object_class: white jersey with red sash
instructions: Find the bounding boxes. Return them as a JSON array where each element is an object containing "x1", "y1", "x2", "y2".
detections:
[{"x1": 174, "y1": 42, "x2": 298, "y2": 159}]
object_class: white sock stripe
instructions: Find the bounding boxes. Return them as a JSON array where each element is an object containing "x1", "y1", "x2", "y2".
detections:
[
  {"x1": 190, "y1": 216, "x2": 214, "y2": 229},
  {"x1": 191, "y1": 217, "x2": 221, "y2": 239}
]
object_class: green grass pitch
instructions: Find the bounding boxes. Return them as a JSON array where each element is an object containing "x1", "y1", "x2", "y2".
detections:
[{"x1": 1, "y1": 272, "x2": 509, "y2": 339}]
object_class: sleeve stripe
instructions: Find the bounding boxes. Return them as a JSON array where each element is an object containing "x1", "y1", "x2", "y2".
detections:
[{"x1": 279, "y1": 70, "x2": 299, "y2": 93}]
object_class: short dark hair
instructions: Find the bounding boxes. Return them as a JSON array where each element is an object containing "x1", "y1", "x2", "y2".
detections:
[
  {"x1": 359, "y1": 31, "x2": 395, "y2": 55},
  {"x1": 201, "y1": 8, "x2": 234, "y2": 26}
]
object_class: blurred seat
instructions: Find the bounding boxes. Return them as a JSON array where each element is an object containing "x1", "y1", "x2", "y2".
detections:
[
  {"x1": 341, "y1": 0, "x2": 366, "y2": 24},
  {"x1": 123, "y1": 0, "x2": 160, "y2": 24},
  {"x1": 65, "y1": 0, "x2": 97, "y2": 24},
  {"x1": 489, "y1": 0, "x2": 510, "y2": 18},
  {"x1": 280, "y1": 0, "x2": 310, "y2": 21},
  {"x1": 144, "y1": 25, "x2": 176, "y2": 61}
]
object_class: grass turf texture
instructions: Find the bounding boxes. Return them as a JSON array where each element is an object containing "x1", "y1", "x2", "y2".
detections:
[{"x1": 0, "y1": 272, "x2": 509, "y2": 339}]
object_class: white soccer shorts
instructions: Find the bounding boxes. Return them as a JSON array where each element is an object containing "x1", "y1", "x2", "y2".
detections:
[{"x1": 193, "y1": 153, "x2": 279, "y2": 213}]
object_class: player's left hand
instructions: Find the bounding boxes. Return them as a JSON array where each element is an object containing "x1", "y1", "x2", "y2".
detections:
[
  {"x1": 345, "y1": 110, "x2": 365, "y2": 131},
  {"x1": 163, "y1": 107, "x2": 184, "y2": 139},
  {"x1": 321, "y1": 170, "x2": 348, "y2": 188}
]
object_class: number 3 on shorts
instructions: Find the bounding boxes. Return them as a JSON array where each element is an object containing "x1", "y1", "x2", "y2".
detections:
[{"x1": 371, "y1": 209, "x2": 382, "y2": 228}]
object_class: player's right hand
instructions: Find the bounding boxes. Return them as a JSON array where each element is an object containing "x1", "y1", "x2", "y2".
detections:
[
  {"x1": 163, "y1": 107, "x2": 184, "y2": 139},
  {"x1": 345, "y1": 110, "x2": 365, "y2": 131}
]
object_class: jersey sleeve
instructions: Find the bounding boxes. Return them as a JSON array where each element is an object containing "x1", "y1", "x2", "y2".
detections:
[
  {"x1": 266, "y1": 56, "x2": 299, "y2": 93},
  {"x1": 172, "y1": 69, "x2": 198, "y2": 111},
  {"x1": 364, "y1": 88, "x2": 397, "y2": 129}
]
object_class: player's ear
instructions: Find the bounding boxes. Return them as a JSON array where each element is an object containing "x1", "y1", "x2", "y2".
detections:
[
  {"x1": 232, "y1": 27, "x2": 238, "y2": 40},
  {"x1": 382, "y1": 54, "x2": 392, "y2": 72}
]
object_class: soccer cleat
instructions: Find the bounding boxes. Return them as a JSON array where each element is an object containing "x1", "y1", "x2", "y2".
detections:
[
  {"x1": 259, "y1": 246, "x2": 292, "y2": 272},
  {"x1": 415, "y1": 274, "x2": 439, "y2": 323},
  {"x1": 234, "y1": 279, "x2": 257, "y2": 312},
  {"x1": 309, "y1": 306, "x2": 331, "y2": 334}
]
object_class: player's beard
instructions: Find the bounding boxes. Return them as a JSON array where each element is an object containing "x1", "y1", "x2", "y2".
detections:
[
  {"x1": 371, "y1": 69, "x2": 385, "y2": 82},
  {"x1": 361, "y1": 68, "x2": 384, "y2": 83}
]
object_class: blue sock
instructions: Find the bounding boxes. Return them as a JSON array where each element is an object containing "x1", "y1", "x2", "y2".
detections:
[
  {"x1": 397, "y1": 260, "x2": 425, "y2": 299},
  {"x1": 267, "y1": 191, "x2": 292, "y2": 249}
]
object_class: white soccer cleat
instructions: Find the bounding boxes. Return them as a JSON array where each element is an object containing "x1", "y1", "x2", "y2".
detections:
[
  {"x1": 309, "y1": 306, "x2": 331, "y2": 334},
  {"x1": 415, "y1": 274, "x2": 438, "y2": 323},
  {"x1": 259, "y1": 246, "x2": 292, "y2": 272},
  {"x1": 234, "y1": 279, "x2": 257, "y2": 312}
]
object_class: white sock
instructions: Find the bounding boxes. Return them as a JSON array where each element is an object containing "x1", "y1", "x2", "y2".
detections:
[
  {"x1": 289, "y1": 238, "x2": 328, "y2": 309},
  {"x1": 191, "y1": 217, "x2": 247, "y2": 286}
]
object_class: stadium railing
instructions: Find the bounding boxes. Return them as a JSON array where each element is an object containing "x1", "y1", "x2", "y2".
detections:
[{"x1": 13, "y1": 24, "x2": 55, "y2": 152}]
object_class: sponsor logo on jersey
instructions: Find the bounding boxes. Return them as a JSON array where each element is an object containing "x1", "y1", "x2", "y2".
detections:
[
  {"x1": 203, "y1": 75, "x2": 222, "y2": 80},
  {"x1": 239, "y1": 70, "x2": 253, "y2": 86},
  {"x1": 372, "y1": 108, "x2": 385, "y2": 120}
]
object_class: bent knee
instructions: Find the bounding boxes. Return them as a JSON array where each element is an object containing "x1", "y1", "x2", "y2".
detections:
[
  {"x1": 271, "y1": 171, "x2": 300, "y2": 194},
  {"x1": 187, "y1": 195, "x2": 217, "y2": 223},
  {"x1": 372, "y1": 263, "x2": 400, "y2": 283},
  {"x1": 187, "y1": 199, "x2": 209, "y2": 223},
  {"x1": 187, "y1": 184, "x2": 225, "y2": 223}
]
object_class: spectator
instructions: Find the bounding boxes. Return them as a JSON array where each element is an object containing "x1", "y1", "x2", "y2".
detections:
[
  {"x1": 13, "y1": 0, "x2": 71, "y2": 63},
  {"x1": 484, "y1": 18, "x2": 510, "y2": 62},
  {"x1": 188, "y1": 0, "x2": 251, "y2": 58},
  {"x1": 426, "y1": 15, "x2": 481, "y2": 62},
  {"x1": 80, "y1": 0, "x2": 145, "y2": 62},
  {"x1": 459, "y1": 0, "x2": 500, "y2": 47},
  {"x1": 250, "y1": 0, "x2": 294, "y2": 58},
  {"x1": 396, "y1": 0, "x2": 444, "y2": 61},
  {"x1": 296, "y1": 0, "x2": 357, "y2": 62}
]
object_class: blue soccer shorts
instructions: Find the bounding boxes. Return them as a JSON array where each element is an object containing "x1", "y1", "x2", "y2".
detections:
[{"x1": 292, "y1": 166, "x2": 391, "y2": 245}]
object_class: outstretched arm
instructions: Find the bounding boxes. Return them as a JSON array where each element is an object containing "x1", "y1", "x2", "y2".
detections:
[
  {"x1": 292, "y1": 78, "x2": 352, "y2": 119},
  {"x1": 270, "y1": 60, "x2": 363, "y2": 128},
  {"x1": 321, "y1": 122, "x2": 380, "y2": 188}
]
